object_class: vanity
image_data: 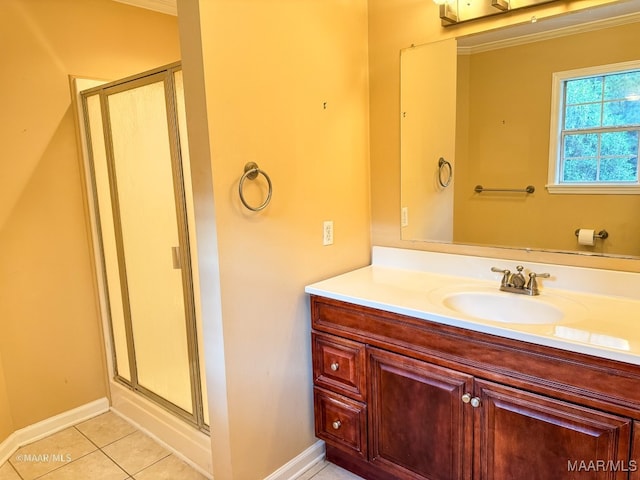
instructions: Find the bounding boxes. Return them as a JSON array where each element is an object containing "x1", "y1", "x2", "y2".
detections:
[{"x1": 306, "y1": 247, "x2": 640, "y2": 480}]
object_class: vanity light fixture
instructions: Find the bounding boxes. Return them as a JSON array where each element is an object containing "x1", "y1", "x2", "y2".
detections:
[
  {"x1": 433, "y1": 0, "x2": 557, "y2": 26},
  {"x1": 492, "y1": 0, "x2": 510, "y2": 11},
  {"x1": 434, "y1": 0, "x2": 458, "y2": 24}
]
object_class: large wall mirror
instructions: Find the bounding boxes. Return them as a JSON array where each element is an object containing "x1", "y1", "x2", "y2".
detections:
[{"x1": 400, "y1": 0, "x2": 640, "y2": 259}]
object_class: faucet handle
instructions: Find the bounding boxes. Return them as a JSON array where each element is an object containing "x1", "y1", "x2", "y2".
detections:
[
  {"x1": 526, "y1": 272, "x2": 551, "y2": 294},
  {"x1": 490, "y1": 267, "x2": 511, "y2": 286},
  {"x1": 529, "y1": 272, "x2": 551, "y2": 279},
  {"x1": 490, "y1": 267, "x2": 509, "y2": 273}
]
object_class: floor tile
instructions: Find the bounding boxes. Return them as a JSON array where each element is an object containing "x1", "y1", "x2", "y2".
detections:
[
  {"x1": 297, "y1": 460, "x2": 330, "y2": 480},
  {"x1": 76, "y1": 412, "x2": 136, "y2": 448},
  {"x1": 133, "y1": 454, "x2": 207, "y2": 480},
  {"x1": 102, "y1": 431, "x2": 169, "y2": 475},
  {"x1": 311, "y1": 462, "x2": 365, "y2": 480},
  {"x1": 0, "y1": 463, "x2": 21, "y2": 480},
  {"x1": 38, "y1": 450, "x2": 128, "y2": 480},
  {"x1": 9, "y1": 427, "x2": 97, "y2": 480}
]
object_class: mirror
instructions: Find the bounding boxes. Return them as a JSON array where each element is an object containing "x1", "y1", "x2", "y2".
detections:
[{"x1": 400, "y1": 0, "x2": 640, "y2": 258}]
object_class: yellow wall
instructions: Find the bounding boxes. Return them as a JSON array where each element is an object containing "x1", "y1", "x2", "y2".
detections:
[
  {"x1": 368, "y1": 0, "x2": 640, "y2": 271},
  {"x1": 455, "y1": 22, "x2": 640, "y2": 256},
  {"x1": 0, "y1": 356, "x2": 13, "y2": 442},
  {"x1": 179, "y1": 0, "x2": 371, "y2": 478},
  {"x1": 0, "y1": 0, "x2": 180, "y2": 440}
]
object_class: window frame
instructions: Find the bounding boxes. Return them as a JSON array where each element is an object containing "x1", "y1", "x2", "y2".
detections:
[{"x1": 547, "y1": 60, "x2": 640, "y2": 195}]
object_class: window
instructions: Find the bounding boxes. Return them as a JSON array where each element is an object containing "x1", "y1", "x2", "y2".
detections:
[{"x1": 548, "y1": 61, "x2": 640, "y2": 194}]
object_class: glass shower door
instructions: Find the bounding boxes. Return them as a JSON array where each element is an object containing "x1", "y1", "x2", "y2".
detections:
[{"x1": 82, "y1": 65, "x2": 205, "y2": 429}]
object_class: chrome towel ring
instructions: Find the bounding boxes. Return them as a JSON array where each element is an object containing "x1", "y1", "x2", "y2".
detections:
[
  {"x1": 239, "y1": 162, "x2": 272, "y2": 211},
  {"x1": 437, "y1": 157, "x2": 452, "y2": 188}
]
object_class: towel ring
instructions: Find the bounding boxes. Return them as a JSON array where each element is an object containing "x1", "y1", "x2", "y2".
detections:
[
  {"x1": 239, "y1": 162, "x2": 272, "y2": 211},
  {"x1": 437, "y1": 157, "x2": 452, "y2": 188}
]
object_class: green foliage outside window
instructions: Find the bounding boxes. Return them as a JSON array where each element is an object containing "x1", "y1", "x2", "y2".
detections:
[{"x1": 561, "y1": 70, "x2": 640, "y2": 183}]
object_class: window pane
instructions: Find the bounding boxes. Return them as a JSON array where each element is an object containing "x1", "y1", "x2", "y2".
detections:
[
  {"x1": 600, "y1": 131, "x2": 639, "y2": 156},
  {"x1": 566, "y1": 76, "x2": 603, "y2": 104},
  {"x1": 562, "y1": 159, "x2": 597, "y2": 182},
  {"x1": 604, "y1": 71, "x2": 640, "y2": 100},
  {"x1": 564, "y1": 103, "x2": 601, "y2": 130},
  {"x1": 600, "y1": 157, "x2": 638, "y2": 182},
  {"x1": 603, "y1": 100, "x2": 640, "y2": 127},
  {"x1": 563, "y1": 133, "x2": 598, "y2": 158}
]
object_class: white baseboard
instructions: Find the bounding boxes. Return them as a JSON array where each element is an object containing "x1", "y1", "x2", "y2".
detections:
[
  {"x1": 264, "y1": 440, "x2": 326, "y2": 480},
  {"x1": 109, "y1": 381, "x2": 212, "y2": 478},
  {"x1": 0, "y1": 397, "x2": 109, "y2": 466}
]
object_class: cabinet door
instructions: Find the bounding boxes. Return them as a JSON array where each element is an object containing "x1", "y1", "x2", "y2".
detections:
[
  {"x1": 368, "y1": 347, "x2": 473, "y2": 480},
  {"x1": 475, "y1": 379, "x2": 632, "y2": 480}
]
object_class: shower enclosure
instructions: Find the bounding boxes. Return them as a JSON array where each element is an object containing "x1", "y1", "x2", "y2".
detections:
[{"x1": 79, "y1": 63, "x2": 209, "y2": 432}]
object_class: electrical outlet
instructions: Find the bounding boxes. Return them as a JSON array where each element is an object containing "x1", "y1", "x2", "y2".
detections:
[
  {"x1": 401, "y1": 207, "x2": 409, "y2": 227},
  {"x1": 323, "y1": 221, "x2": 334, "y2": 246}
]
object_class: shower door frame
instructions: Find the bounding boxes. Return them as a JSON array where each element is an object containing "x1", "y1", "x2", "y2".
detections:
[{"x1": 80, "y1": 62, "x2": 207, "y2": 432}]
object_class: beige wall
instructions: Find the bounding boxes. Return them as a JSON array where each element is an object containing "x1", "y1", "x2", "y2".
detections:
[
  {"x1": 179, "y1": 0, "x2": 371, "y2": 478},
  {"x1": 368, "y1": 0, "x2": 640, "y2": 271},
  {"x1": 0, "y1": 0, "x2": 180, "y2": 440},
  {"x1": 455, "y1": 22, "x2": 640, "y2": 257}
]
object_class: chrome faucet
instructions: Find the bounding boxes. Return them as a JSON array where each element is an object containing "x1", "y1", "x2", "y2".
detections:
[{"x1": 490, "y1": 265, "x2": 550, "y2": 296}]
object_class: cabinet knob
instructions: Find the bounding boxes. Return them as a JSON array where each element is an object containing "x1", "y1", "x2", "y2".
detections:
[
  {"x1": 332, "y1": 420, "x2": 342, "y2": 430},
  {"x1": 461, "y1": 393, "x2": 471, "y2": 403},
  {"x1": 470, "y1": 397, "x2": 481, "y2": 408},
  {"x1": 330, "y1": 362, "x2": 340, "y2": 371}
]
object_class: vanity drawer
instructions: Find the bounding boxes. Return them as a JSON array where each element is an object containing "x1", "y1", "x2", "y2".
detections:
[
  {"x1": 312, "y1": 332, "x2": 366, "y2": 401},
  {"x1": 314, "y1": 387, "x2": 367, "y2": 458}
]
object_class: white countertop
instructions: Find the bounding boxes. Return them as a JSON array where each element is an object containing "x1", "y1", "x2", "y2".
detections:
[{"x1": 305, "y1": 247, "x2": 640, "y2": 366}]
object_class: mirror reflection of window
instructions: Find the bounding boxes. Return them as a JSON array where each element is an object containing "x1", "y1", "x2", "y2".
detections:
[{"x1": 549, "y1": 62, "x2": 640, "y2": 192}]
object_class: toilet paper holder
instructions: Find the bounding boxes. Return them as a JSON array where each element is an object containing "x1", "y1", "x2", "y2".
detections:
[{"x1": 574, "y1": 229, "x2": 609, "y2": 240}]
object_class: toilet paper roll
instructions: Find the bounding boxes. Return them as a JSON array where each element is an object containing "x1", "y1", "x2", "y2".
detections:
[{"x1": 577, "y1": 229, "x2": 595, "y2": 246}]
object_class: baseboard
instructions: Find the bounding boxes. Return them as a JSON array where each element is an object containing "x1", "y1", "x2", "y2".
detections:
[
  {"x1": 264, "y1": 440, "x2": 326, "y2": 480},
  {"x1": 109, "y1": 381, "x2": 212, "y2": 478},
  {"x1": 0, "y1": 397, "x2": 109, "y2": 466}
]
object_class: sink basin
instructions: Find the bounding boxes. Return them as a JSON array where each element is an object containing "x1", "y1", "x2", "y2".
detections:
[
  {"x1": 442, "y1": 291, "x2": 565, "y2": 324},
  {"x1": 427, "y1": 283, "x2": 589, "y2": 326}
]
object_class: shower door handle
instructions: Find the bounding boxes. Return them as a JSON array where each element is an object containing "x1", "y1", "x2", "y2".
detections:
[{"x1": 171, "y1": 246, "x2": 182, "y2": 269}]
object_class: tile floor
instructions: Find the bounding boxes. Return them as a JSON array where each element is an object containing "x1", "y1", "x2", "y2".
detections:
[
  {"x1": 0, "y1": 411, "x2": 364, "y2": 480},
  {"x1": 0, "y1": 411, "x2": 207, "y2": 480}
]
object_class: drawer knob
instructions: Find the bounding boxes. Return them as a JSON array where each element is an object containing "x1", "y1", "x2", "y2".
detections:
[
  {"x1": 332, "y1": 420, "x2": 342, "y2": 430},
  {"x1": 470, "y1": 397, "x2": 481, "y2": 408},
  {"x1": 330, "y1": 362, "x2": 340, "y2": 371},
  {"x1": 461, "y1": 393, "x2": 471, "y2": 403}
]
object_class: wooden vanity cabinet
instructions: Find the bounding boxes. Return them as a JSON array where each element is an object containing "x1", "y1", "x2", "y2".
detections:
[{"x1": 310, "y1": 295, "x2": 640, "y2": 480}]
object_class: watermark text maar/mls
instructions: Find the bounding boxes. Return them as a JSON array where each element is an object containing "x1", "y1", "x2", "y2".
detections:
[
  {"x1": 14, "y1": 453, "x2": 72, "y2": 464},
  {"x1": 568, "y1": 459, "x2": 638, "y2": 473}
]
